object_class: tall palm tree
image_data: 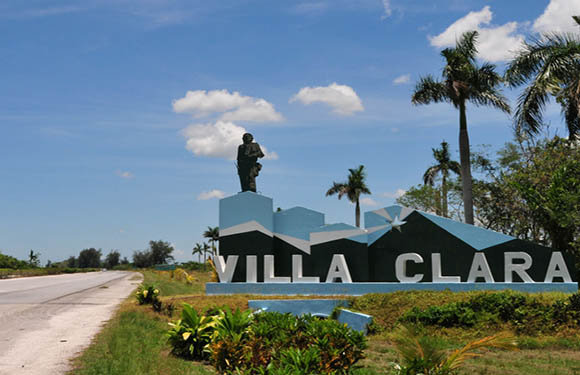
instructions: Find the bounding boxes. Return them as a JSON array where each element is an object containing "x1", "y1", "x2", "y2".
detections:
[
  {"x1": 203, "y1": 226, "x2": 220, "y2": 256},
  {"x1": 202, "y1": 242, "x2": 211, "y2": 263},
  {"x1": 326, "y1": 165, "x2": 371, "y2": 228},
  {"x1": 504, "y1": 16, "x2": 580, "y2": 140},
  {"x1": 423, "y1": 141, "x2": 461, "y2": 218},
  {"x1": 412, "y1": 31, "x2": 510, "y2": 225},
  {"x1": 192, "y1": 243, "x2": 203, "y2": 263}
]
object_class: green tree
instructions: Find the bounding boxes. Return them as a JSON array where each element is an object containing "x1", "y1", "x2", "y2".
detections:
[
  {"x1": 148, "y1": 240, "x2": 174, "y2": 265},
  {"x1": 28, "y1": 250, "x2": 40, "y2": 268},
  {"x1": 412, "y1": 31, "x2": 510, "y2": 224},
  {"x1": 203, "y1": 226, "x2": 219, "y2": 256},
  {"x1": 65, "y1": 256, "x2": 77, "y2": 268},
  {"x1": 510, "y1": 137, "x2": 580, "y2": 258},
  {"x1": 423, "y1": 141, "x2": 461, "y2": 218},
  {"x1": 192, "y1": 242, "x2": 203, "y2": 263},
  {"x1": 132, "y1": 250, "x2": 151, "y2": 268},
  {"x1": 104, "y1": 250, "x2": 121, "y2": 269},
  {"x1": 78, "y1": 248, "x2": 102, "y2": 268},
  {"x1": 325, "y1": 165, "x2": 371, "y2": 228},
  {"x1": 0, "y1": 252, "x2": 28, "y2": 269},
  {"x1": 505, "y1": 16, "x2": 580, "y2": 140}
]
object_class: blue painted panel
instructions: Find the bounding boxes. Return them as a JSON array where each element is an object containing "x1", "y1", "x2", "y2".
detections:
[
  {"x1": 365, "y1": 211, "x2": 389, "y2": 228},
  {"x1": 248, "y1": 299, "x2": 347, "y2": 317},
  {"x1": 418, "y1": 211, "x2": 514, "y2": 251},
  {"x1": 348, "y1": 234, "x2": 369, "y2": 244},
  {"x1": 219, "y1": 192, "x2": 274, "y2": 232},
  {"x1": 315, "y1": 223, "x2": 358, "y2": 232},
  {"x1": 337, "y1": 309, "x2": 373, "y2": 333},
  {"x1": 274, "y1": 207, "x2": 325, "y2": 241},
  {"x1": 386, "y1": 206, "x2": 402, "y2": 220},
  {"x1": 206, "y1": 282, "x2": 578, "y2": 295}
]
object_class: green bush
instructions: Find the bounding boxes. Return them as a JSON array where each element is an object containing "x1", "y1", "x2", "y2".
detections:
[
  {"x1": 167, "y1": 303, "x2": 217, "y2": 360},
  {"x1": 135, "y1": 285, "x2": 160, "y2": 305},
  {"x1": 167, "y1": 307, "x2": 367, "y2": 374},
  {"x1": 399, "y1": 291, "x2": 580, "y2": 333}
]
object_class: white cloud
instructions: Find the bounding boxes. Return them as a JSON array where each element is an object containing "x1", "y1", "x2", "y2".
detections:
[
  {"x1": 533, "y1": 0, "x2": 580, "y2": 34},
  {"x1": 360, "y1": 197, "x2": 379, "y2": 206},
  {"x1": 197, "y1": 189, "x2": 227, "y2": 200},
  {"x1": 182, "y1": 120, "x2": 278, "y2": 160},
  {"x1": 173, "y1": 89, "x2": 283, "y2": 123},
  {"x1": 290, "y1": 83, "x2": 364, "y2": 116},
  {"x1": 393, "y1": 74, "x2": 411, "y2": 85},
  {"x1": 116, "y1": 170, "x2": 134, "y2": 179},
  {"x1": 428, "y1": 6, "x2": 524, "y2": 62},
  {"x1": 381, "y1": 0, "x2": 392, "y2": 20},
  {"x1": 382, "y1": 189, "x2": 406, "y2": 199}
]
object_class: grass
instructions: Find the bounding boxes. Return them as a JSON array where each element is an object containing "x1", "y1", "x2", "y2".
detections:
[
  {"x1": 72, "y1": 269, "x2": 580, "y2": 375},
  {"x1": 0, "y1": 267, "x2": 100, "y2": 279},
  {"x1": 71, "y1": 303, "x2": 214, "y2": 375}
]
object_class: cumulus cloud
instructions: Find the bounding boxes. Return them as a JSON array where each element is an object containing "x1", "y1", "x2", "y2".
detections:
[
  {"x1": 533, "y1": 0, "x2": 580, "y2": 34},
  {"x1": 290, "y1": 83, "x2": 364, "y2": 116},
  {"x1": 381, "y1": 0, "x2": 392, "y2": 20},
  {"x1": 116, "y1": 170, "x2": 135, "y2": 179},
  {"x1": 182, "y1": 120, "x2": 278, "y2": 160},
  {"x1": 172, "y1": 89, "x2": 283, "y2": 123},
  {"x1": 429, "y1": 6, "x2": 524, "y2": 62},
  {"x1": 382, "y1": 189, "x2": 406, "y2": 199},
  {"x1": 393, "y1": 74, "x2": 411, "y2": 85},
  {"x1": 360, "y1": 197, "x2": 379, "y2": 206},
  {"x1": 197, "y1": 189, "x2": 227, "y2": 200}
]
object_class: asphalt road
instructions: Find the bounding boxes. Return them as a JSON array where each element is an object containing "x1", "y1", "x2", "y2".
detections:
[{"x1": 0, "y1": 271, "x2": 142, "y2": 374}]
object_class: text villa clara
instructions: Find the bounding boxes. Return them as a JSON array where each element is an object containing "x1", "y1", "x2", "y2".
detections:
[{"x1": 214, "y1": 251, "x2": 572, "y2": 284}]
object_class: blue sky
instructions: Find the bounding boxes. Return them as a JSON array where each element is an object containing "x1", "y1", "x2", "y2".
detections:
[{"x1": 1, "y1": 0, "x2": 578, "y2": 264}]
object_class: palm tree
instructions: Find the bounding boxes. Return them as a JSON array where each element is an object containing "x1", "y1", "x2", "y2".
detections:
[
  {"x1": 423, "y1": 141, "x2": 461, "y2": 218},
  {"x1": 203, "y1": 226, "x2": 220, "y2": 256},
  {"x1": 504, "y1": 16, "x2": 580, "y2": 140},
  {"x1": 326, "y1": 165, "x2": 371, "y2": 228},
  {"x1": 202, "y1": 242, "x2": 211, "y2": 263},
  {"x1": 192, "y1": 243, "x2": 203, "y2": 263},
  {"x1": 412, "y1": 31, "x2": 510, "y2": 225}
]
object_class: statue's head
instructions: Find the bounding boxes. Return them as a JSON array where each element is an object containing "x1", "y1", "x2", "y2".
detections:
[{"x1": 242, "y1": 133, "x2": 253, "y2": 144}]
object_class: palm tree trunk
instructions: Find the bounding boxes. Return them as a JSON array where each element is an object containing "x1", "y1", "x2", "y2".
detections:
[
  {"x1": 355, "y1": 199, "x2": 360, "y2": 228},
  {"x1": 459, "y1": 101, "x2": 474, "y2": 225},
  {"x1": 442, "y1": 172, "x2": 448, "y2": 218}
]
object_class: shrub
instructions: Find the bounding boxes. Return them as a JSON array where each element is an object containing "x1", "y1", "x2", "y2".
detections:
[
  {"x1": 167, "y1": 307, "x2": 367, "y2": 374},
  {"x1": 398, "y1": 291, "x2": 573, "y2": 333},
  {"x1": 167, "y1": 303, "x2": 217, "y2": 360},
  {"x1": 135, "y1": 285, "x2": 160, "y2": 305}
]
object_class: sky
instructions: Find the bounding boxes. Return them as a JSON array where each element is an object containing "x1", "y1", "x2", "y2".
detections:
[{"x1": 1, "y1": 0, "x2": 579, "y2": 264}]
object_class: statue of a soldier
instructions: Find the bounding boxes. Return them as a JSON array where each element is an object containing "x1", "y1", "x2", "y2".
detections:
[{"x1": 237, "y1": 133, "x2": 264, "y2": 192}]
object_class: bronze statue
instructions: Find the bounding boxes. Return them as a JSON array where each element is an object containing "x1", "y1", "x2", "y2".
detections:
[{"x1": 237, "y1": 133, "x2": 264, "y2": 192}]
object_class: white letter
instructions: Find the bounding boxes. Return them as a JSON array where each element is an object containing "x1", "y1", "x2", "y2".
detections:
[
  {"x1": 395, "y1": 253, "x2": 424, "y2": 283},
  {"x1": 246, "y1": 255, "x2": 257, "y2": 283},
  {"x1": 292, "y1": 255, "x2": 320, "y2": 283},
  {"x1": 544, "y1": 252, "x2": 572, "y2": 283},
  {"x1": 264, "y1": 255, "x2": 291, "y2": 283},
  {"x1": 325, "y1": 254, "x2": 352, "y2": 283},
  {"x1": 431, "y1": 253, "x2": 461, "y2": 283},
  {"x1": 467, "y1": 253, "x2": 494, "y2": 283},
  {"x1": 505, "y1": 252, "x2": 534, "y2": 283},
  {"x1": 214, "y1": 255, "x2": 238, "y2": 283}
]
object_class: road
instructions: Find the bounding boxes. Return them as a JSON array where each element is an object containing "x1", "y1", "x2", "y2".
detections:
[{"x1": 0, "y1": 271, "x2": 142, "y2": 374}]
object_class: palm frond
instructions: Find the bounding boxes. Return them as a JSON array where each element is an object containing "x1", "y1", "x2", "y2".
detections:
[
  {"x1": 441, "y1": 332, "x2": 518, "y2": 371},
  {"x1": 514, "y1": 82, "x2": 551, "y2": 136},
  {"x1": 423, "y1": 166, "x2": 440, "y2": 186},
  {"x1": 411, "y1": 76, "x2": 449, "y2": 105}
]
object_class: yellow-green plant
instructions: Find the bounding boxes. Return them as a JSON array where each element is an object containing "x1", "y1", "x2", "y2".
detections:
[
  {"x1": 167, "y1": 303, "x2": 217, "y2": 360},
  {"x1": 391, "y1": 325, "x2": 517, "y2": 375},
  {"x1": 135, "y1": 284, "x2": 160, "y2": 305}
]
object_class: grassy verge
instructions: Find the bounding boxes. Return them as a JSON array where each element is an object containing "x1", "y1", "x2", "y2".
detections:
[
  {"x1": 72, "y1": 269, "x2": 580, "y2": 375},
  {"x1": 0, "y1": 268, "x2": 101, "y2": 279}
]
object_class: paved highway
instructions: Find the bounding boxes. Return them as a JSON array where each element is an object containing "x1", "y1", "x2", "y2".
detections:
[{"x1": 0, "y1": 271, "x2": 141, "y2": 374}]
